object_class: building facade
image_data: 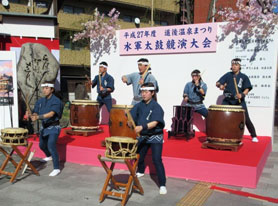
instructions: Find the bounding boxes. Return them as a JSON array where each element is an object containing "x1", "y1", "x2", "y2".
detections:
[{"x1": 0, "y1": 0, "x2": 180, "y2": 100}]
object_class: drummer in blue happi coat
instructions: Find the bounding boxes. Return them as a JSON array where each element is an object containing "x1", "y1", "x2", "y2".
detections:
[
  {"x1": 28, "y1": 81, "x2": 64, "y2": 177},
  {"x1": 216, "y1": 58, "x2": 258, "y2": 142},
  {"x1": 91, "y1": 61, "x2": 115, "y2": 112},
  {"x1": 122, "y1": 58, "x2": 158, "y2": 105},
  {"x1": 130, "y1": 82, "x2": 167, "y2": 195},
  {"x1": 183, "y1": 69, "x2": 208, "y2": 118}
]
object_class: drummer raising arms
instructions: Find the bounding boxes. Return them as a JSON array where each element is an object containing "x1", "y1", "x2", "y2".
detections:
[
  {"x1": 122, "y1": 58, "x2": 158, "y2": 105},
  {"x1": 216, "y1": 58, "x2": 259, "y2": 143},
  {"x1": 183, "y1": 69, "x2": 208, "y2": 118},
  {"x1": 27, "y1": 81, "x2": 64, "y2": 176},
  {"x1": 130, "y1": 82, "x2": 167, "y2": 195},
  {"x1": 91, "y1": 61, "x2": 115, "y2": 112}
]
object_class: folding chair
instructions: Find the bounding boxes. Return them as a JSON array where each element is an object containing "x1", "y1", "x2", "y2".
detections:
[
  {"x1": 98, "y1": 154, "x2": 144, "y2": 206},
  {"x1": 0, "y1": 142, "x2": 39, "y2": 183}
]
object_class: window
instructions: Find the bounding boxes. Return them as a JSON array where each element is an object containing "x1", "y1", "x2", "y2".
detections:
[
  {"x1": 123, "y1": 15, "x2": 134, "y2": 22},
  {"x1": 74, "y1": 7, "x2": 84, "y2": 14},
  {"x1": 160, "y1": 21, "x2": 168, "y2": 26},
  {"x1": 9, "y1": 0, "x2": 20, "y2": 3},
  {"x1": 63, "y1": 5, "x2": 74, "y2": 14},
  {"x1": 60, "y1": 30, "x2": 71, "y2": 50},
  {"x1": 59, "y1": 30, "x2": 89, "y2": 50},
  {"x1": 63, "y1": 5, "x2": 84, "y2": 14},
  {"x1": 155, "y1": 20, "x2": 168, "y2": 26},
  {"x1": 36, "y1": 1, "x2": 48, "y2": 8}
]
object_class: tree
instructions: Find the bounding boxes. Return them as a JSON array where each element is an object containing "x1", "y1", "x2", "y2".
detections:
[
  {"x1": 218, "y1": 0, "x2": 278, "y2": 38},
  {"x1": 73, "y1": 8, "x2": 120, "y2": 64},
  {"x1": 217, "y1": 0, "x2": 278, "y2": 60}
]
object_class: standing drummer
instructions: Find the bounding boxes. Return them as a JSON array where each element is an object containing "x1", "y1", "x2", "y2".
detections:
[
  {"x1": 130, "y1": 82, "x2": 167, "y2": 195},
  {"x1": 122, "y1": 58, "x2": 158, "y2": 105},
  {"x1": 28, "y1": 81, "x2": 64, "y2": 176},
  {"x1": 92, "y1": 61, "x2": 114, "y2": 112},
  {"x1": 183, "y1": 69, "x2": 208, "y2": 118},
  {"x1": 216, "y1": 58, "x2": 258, "y2": 143}
]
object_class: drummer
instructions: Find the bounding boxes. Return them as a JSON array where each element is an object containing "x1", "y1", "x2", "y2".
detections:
[
  {"x1": 27, "y1": 81, "x2": 64, "y2": 176},
  {"x1": 130, "y1": 82, "x2": 167, "y2": 195},
  {"x1": 122, "y1": 58, "x2": 158, "y2": 105},
  {"x1": 91, "y1": 61, "x2": 115, "y2": 112},
  {"x1": 216, "y1": 58, "x2": 258, "y2": 143},
  {"x1": 183, "y1": 69, "x2": 208, "y2": 118}
]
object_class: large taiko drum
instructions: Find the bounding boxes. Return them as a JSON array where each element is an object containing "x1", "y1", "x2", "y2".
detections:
[
  {"x1": 105, "y1": 136, "x2": 138, "y2": 159},
  {"x1": 70, "y1": 100, "x2": 100, "y2": 130},
  {"x1": 206, "y1": 105, "x2": 245, "y2": 144},
  {"x1": 0, "y1": 128, "x2": 28, "y2": 146},
  {"x1": 109, "y1": 105, "x2": 137, "y2": 139}
]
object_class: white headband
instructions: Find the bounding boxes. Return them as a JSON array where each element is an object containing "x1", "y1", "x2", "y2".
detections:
[
  {"x1": 41, "y1": 83, "x2": 54, "y2": 88},
  {"x1": 137, "y1": 62, "x2": 149, "y2": 66},
  {"x1": 231, "y1": 60, "x2": 241, "y2": 65},
  {"x1": 99, "y1": 64, "x2": 107, "y2": 68},
  {"x1": 140, "y1": 87, "x2": 155, "y2": 91}
]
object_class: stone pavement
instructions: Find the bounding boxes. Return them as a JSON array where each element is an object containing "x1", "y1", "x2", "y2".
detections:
[{"x1": 0, "y1": 127, "x2": 277, "y2": 206}]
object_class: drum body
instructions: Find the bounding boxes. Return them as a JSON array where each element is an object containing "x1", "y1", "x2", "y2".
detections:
[
  {"x1": 70, "y1": 100, "x2": 100, "y2": 130},
  {"x1": 0, "y1": 128, "x2": 28, "y2": 146},
  {"x1": 105, "y1": 136, "x2": 138, "y2": 159},
  {"x1": 109, "y1": 105, "x2": 136, "y2": 139},
  {"x1": 206, "y1": 105, "x2": 245, "y2": 143}
]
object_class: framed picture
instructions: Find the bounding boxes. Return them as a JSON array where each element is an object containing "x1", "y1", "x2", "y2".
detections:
[{"x1": 0, "y1": 51, "x2": 18, "y2": 129}]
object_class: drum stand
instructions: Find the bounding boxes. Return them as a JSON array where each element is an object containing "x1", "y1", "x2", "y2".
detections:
[
  {"x1": 0, "y1": 142, "x2": 39, "y2": 182},
  {"x1": 97, "y1": 154, "x2": 144, "y2": 206},
  {"x1": 202, "y1": 141, "x2": 243, "y2": 152},
  {"x1": 65, "y1": 127, "x2": 102, "y2": 137},
  {"x1": 168, "y1": 106, "x2": 195, "y2": 140}
]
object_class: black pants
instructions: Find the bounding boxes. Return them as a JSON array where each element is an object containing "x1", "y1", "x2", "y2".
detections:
[
  {"x1": 137, "y1": 142, "x2": 166, "y2": 187},
  {"x1": 222, "y1": 99, "x2": 257, "y2": 138}
]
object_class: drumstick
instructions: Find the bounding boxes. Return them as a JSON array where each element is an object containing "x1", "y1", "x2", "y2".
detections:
[
  {"x1": 233, "y1": 77, "x2": 241, "y2": 103},
  {"x1": 18, "y1": 83, "x2": 32, "y2": 115},
  {"x1": 125, "y1": 108, "x2": 140, "y2": 137},
  {"x1": 139, "y1": 64, "x2": 151, "y2": 84},
  {"x1": 21, "y1": 149, "x2": 35, "y2": 175},
  {"x1": 200, "y1": 69, "x2": 206, "y2": 77},
  {"x1": 85, "y1": 75, "x2": 91, "y2": 82},
  {"x1": 98, "y1": 73, "x2": 102, "y2": 87},
  {"x1": 85, "y1": 75, "x2": 92, "y2": 92},
  {"x1": 23, "y1": 93, "x2": 32, "y2": 118}
]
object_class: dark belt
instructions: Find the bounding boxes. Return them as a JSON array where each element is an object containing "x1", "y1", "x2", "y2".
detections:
[
  {"x1": 188, "y1": 100, "x2": 203, "y2": 105},
  {"x1": 42, "y1": 120, "x2": 60, "y2": 128},
  {"x1": 224, "y1": 92, "x2": 234, "y2": 99}
]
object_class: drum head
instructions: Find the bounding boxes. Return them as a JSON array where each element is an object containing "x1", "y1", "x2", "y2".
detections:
[
  {"x1": 112, "y1": 105, "x2": 133, "y2": 109},
  {"x1": 208, "y1": 105, "x2": 245, "y2": 112},
  {"x1": 106, "y1": 136, "x2": 137, "y2": 143},
  {"x1": 1, "y1": 127, "x2": 28, "y2": 134},
  {"x1": 71, "y1": 100, "x2": 99, "y2": 105}
]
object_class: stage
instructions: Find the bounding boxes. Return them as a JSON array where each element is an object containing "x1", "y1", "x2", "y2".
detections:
[{"x1": 29, "y1": 125, "x2": 271, "y2": 188}]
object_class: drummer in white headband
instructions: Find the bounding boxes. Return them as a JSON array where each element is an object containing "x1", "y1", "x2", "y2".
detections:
[
  {"x1": 216, "y1": 58, "x2": 259, "y2": 143},
  {"x1": 129, "y1": 82, "x2": 167, "y2": 195},
  {"x1": 91, "y1": 61, "x2": 114, "y2": 112},
  {"x1": 27, "y1": 80, "x2": 64, "y2": 176},
  {"x1": 122, "y1": 58, "x2": 159, "y2": 105}
]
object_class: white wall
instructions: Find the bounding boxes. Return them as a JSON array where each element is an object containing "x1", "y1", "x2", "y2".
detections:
[
  {"x1": 91, "y1": 23, "x2": 278, "y2": 138},
  {"x1": 0, "y1": 16, "x2": 55, "y2": 38}
]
